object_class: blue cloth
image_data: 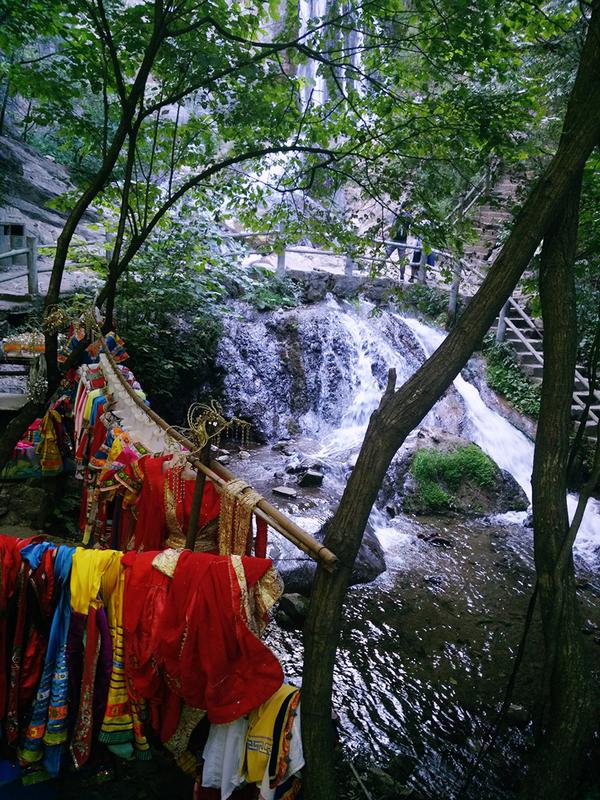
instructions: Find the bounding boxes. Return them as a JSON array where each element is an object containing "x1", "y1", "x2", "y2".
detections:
[
  {"x1": 18, "y1": 546, "x2": 75, "y2": 776},
  {"x1": 20, "y1": 542, "x2": 54, "y2": 570}
]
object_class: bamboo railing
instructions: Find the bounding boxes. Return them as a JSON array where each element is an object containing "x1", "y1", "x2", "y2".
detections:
[{"x1": 98, "y1": 332, "x2": 338, "y2": 572}]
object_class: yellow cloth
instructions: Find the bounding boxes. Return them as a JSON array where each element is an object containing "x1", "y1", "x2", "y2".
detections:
[
  {"x1": 69, "y1": 549, "x2": 121, "y2": 614},
  {"x1": 82, "y1": 389, "x2": 103, "y2": 425},
  {"x1": 245, "y1": 684, "x2": 299, "y2": 784},
  {"x1": 99, "y1": 556, "x2": 150, "y2": 758},
  {"x1": 37, "y1": 409, "x2": 63, "y2": 475}
]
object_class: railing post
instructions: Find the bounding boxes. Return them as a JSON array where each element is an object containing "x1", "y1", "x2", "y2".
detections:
[
  {"x1": 417, "y1": 249, "x2": 427, "y2": 284},
  {"x1": 446, "y1": 259, "x2": 462, "y2": 329},
  {"x1": 344, "y1": 253, "x2": 354, "y2": 276},
  {"x1": 276, "y1": 247, "x2": 286, "y2": 277},
  {"x1": 496, "y1": 299, "x2": 510, "y2": 344},
  {"x1": 26, "y1": 236, "x2": 38, "y2": 297}
]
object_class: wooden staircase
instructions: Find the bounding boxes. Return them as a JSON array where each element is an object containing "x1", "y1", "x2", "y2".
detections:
[
  {"x1": 499, "y1": 302, "x2": 600, "y2": 440},
  {"x1": 452, "y1": 175, "x2": 600, "y2": 444}
]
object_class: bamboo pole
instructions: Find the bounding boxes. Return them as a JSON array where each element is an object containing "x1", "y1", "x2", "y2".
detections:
[{"x1": 98, "y1": 333, "x2": 338, "y2": 571}]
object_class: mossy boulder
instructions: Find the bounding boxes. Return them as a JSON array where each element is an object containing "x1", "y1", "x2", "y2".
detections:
[{"x1": 381, "y1": 428, "x2": 529, "y2": 517}]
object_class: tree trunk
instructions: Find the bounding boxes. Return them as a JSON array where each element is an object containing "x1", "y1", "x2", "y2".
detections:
[
  {"x1": 302, "y1": 6, "x2": 600, "y2": 799},
  {"x1": 42, "y1": 13, "x2": 166, "y2": 387},
  {"x1": 43, "y1": 112, "x2": 134, "y2": 388},
  {"x1": 0, "y1": 15, "x2": 167, "y2": 464},
  {"x1": 519, "y1": 170, "x2": 594, "y2": 799}
]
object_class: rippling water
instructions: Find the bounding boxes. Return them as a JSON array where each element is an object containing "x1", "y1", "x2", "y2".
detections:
[{"x1": 223, "y1": 301, "x2": 600, "y2": 798}]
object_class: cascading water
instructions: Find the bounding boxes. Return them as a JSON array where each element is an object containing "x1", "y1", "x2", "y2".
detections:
[
  {"x1": 405, "y1": 316, "x2": 600, "y2": 565},
  {"x1": 218, "y1": 298, "x2": 600, "y2": 798},
  {"x1": 298, "y1": 0, "x2": 329, "y2": 106}
]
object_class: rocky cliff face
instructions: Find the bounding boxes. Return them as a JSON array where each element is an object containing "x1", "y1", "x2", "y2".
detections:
[{"x1": 0, "y1": 135, "x2": 101, "y2": 246}]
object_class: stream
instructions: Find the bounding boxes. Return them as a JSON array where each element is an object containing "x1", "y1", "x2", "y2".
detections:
[{"x1": 217, "y1": 298, "x2": 600, "y2": 798}]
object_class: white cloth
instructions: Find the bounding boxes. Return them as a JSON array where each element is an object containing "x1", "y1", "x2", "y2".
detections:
[{"x1": 202, "y1": 716, "x2": 249, "y2": 800}]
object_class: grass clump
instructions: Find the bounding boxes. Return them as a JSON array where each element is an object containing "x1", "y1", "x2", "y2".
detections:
[{"x1": 409, "y1": 444, "x2": 497, "y2": 512}]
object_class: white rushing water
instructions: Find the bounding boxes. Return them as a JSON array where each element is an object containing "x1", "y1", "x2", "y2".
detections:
[
  {"x1": 298, "y1": 0, "x2": 328, "y2": 106},
  {"x1": 404, "y1": 316, "x2": 600, "y2": 565}
]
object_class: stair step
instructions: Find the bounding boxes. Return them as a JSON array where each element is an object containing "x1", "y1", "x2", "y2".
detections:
[
  {"x1": 0, "y1": 367, "x2": 29, "y2": 376},
  {"x1": 522, "y1": 363, "x2": 544, "y2": 377},
  {"x1": 519, "y1": 352, "x2": 544, "y2": 366},
  {"x1": 0, "y1": 393, "x2": 27, "y2": 411}
]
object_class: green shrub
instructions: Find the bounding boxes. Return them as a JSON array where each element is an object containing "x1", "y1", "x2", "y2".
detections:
[
  {"x1": 482, "y1": 335, "x2": 541, "y2": 418},
  {"x1": 409, "y1": 444, "x2": 497, "y2": 512},
  {"x1": 243, "y1": 265, "x2": 300, "y2": 311},
  {"x1": 412, "y1": 444, "x2": 497, "y2": 489},
  {"x1": 414, "y1": 480, "x2": 453, "y2": 512}
]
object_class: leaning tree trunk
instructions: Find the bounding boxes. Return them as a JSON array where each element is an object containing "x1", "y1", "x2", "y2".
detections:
[
  {"x1": 0, "y1": 18, "x2": 167, "y2": 469},
  {"x1": 519, "y1": 171, "x2": 594, "y2": 799},
  {"x1": 301, "y1": 5, "x2": 600, "y2": 798}
]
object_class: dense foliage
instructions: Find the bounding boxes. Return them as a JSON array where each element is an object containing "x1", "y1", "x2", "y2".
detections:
[
  {"x1": 114, "y1": 214, "x2": 300, "y2": 418},
  {"x1": 482, "y1": 335, "x2": 542, "y2": 418}
]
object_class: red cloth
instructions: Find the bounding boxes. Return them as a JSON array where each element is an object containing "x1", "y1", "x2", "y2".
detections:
[
  {"x1": 122, "y1": 551, "x2": 169, "y2": 702},
  {"x1": 255, "y1": 518, "x2": 268, "y2": 559},
  {"x1": 121, "y1": 551, "x2": 183, "y2": 742},
  {"x1": 1, "y1": 535, "x2": 50, "y2": 741},
  {"x1": 19, "y1": 547, "x2": 55, "y2": 709},
  {"x1": 0, "y1": 537, "x2": 22, "y2": 720},
  {"x1": 71, "y1": 606, "x2": 101, "y2": 769},
  {"x1": 158, "y1": 552, "x2": 283, "y2": 723},
  {"x1": 132, "y1": 455, "x2": 171, "y2": 551},
  {"x1": 132, "y1": 456, "x2": 221, "y2": 552}
]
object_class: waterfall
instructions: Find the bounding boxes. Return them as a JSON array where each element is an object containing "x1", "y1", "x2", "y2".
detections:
[
  {"x1": 404, "y1": 316, "x2": 600, "y2": 564},
  {"x1": 223, "y1": 299, "x2": 600, "y2": 797},
  {"x1": 298, "y1": 0, "x2": 328, "y2": 106},
  {"x1": 219, "y1": 299, "x2": 600, "y2": 564}
]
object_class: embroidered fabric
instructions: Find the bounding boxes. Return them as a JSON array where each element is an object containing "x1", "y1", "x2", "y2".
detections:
[
  {"x1": 151, "y1": 548, "x2": 181, "y2": 578},
  {"x1": 163, "y1": 704, "x2": 206, "y2": 758},
  {"x1": 217, "y1": 480, "x2": 263, "y2": 556}
]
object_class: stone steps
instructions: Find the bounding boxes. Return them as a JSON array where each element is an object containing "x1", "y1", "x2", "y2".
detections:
[{"x1": 457, "y1": 173, "x2": 600, "y2": 445}]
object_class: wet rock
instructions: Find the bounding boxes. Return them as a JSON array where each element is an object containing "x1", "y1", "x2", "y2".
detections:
[
  {"x1": 271, "y1": 441, "x2": 293, "y2": 455},
  {"x1": 272, "y1": 485, "x2": 298, "y2": 499},
  {"x1": 275, "y1": 610, "x2": 296, "y2": 629},
  {"x1": 506, "y1": 703, "x2": 530, "y2": 726},
  {"x1": 582, "y1": 619, "x2": 598, "y2": 635},
  {"x1": 274, "y1": 521, "x2": 386, "y2": 594},
  {"x1": 380, "y1": 427, "x2": 529, "y2": 518},
  {"x1": 215, "y1": 454, "x2": 231, "y2": 465},
  {"x1": 278, "y1": 593, "x2": 310, "y2": 624},
  {"x1": 285, "y1": 455, "x2": 325, "y2": 475},
  {"x1": 273, "y1": 471, "x2": 284, "y2": 479},
  {"x1": 365, "y1": 767, "x2": 417, "y2": 799},
  {"x1": 297, "y1": 469, "x2": 324, "y2": 487},
  {"x1": 238, "y1": 450, "x2": 251, "y2": 459},
  {"x1": 429, "y1": 536, "x2": 454, "y2": 548}
]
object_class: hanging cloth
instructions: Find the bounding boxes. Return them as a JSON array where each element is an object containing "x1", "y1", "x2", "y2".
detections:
[
  {"x1": 19, "y1": 545, "x2": 75, "y2": 775},
  {"x1": 69, "y1": 549, "x2": 121, "y2": 768},
  {"x1": 217, "y1": 480, "x2": 263, "y2": 556},
  {"x1": 5, "y1": 541, "x2": 55, "y2": 744},
  {"x1": 157, "y1": 551, "x2": 283, "y2": 723},
  {"x1": 244, "y1": 684, "x2": 300, "y2": 785},
  {"x1": 98, "y1": 554, "x2": 150, "y2": 760},
  {"x1": 36, "y1": 409, "x2": 64, "y2": 475}
]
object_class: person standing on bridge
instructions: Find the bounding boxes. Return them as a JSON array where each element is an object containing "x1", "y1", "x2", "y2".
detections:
[
  {"x1": 409, "y1": 239, "x2": 436, "y2": 283},
  {"x1": 385, "y1": 212, "x2": 411, "y2": 280}
]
